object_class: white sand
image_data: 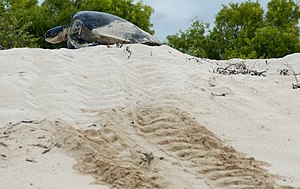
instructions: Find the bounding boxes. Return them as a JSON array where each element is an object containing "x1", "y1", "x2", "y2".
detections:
[{"x1": 0, "y1": 45, "x2": 299, "y2": 188}]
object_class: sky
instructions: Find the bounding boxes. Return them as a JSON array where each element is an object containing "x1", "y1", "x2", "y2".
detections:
[
  {"x1": 139, "y1": 0, "x2": 270, "y2": 41},
  {"x1": 38, "y1": 0, "x2": 270, "y2": 41}
]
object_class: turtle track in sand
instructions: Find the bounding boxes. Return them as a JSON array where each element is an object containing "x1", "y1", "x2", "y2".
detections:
[
  {"x1": 55, "y1": 121, "x2": 165, "y2": 189},
  {"x1": 129, "y1": 105, "x2": 291, "y2": 189},
  {"x1": 54, "y1": 105, "x2": 293, "y2": 189},
  {"x1": 1, "y1": 46, "x2": 298, "y2": 188},
  {"x1": 0, "y1": 106, "x2": 295, "y2": 189}
]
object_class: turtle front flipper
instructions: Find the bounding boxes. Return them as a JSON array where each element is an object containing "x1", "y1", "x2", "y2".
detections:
[
  {"x1": 67, "y1": 37, "x2": 98, "y2": 49},
  {"x1": 67, "y1": 34, "x2": 88, "y2": 49},
  {"x1": 67, "y1": 19, "x2": 93, "y2": 49}
]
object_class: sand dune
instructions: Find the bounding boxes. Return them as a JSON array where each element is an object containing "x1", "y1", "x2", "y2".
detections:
[{"x1": 0, "y1": 45, "x2": 300, "y2": 188}]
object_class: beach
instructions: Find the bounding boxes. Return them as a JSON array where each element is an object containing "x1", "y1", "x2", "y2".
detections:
[{"x1": 0, "y1": 45, "x2": 299, "y2": 188}]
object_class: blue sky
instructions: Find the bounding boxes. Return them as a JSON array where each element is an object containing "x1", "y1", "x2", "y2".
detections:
[{"x1": 38, "y1": 0, "x2": 270, "y2": 41}]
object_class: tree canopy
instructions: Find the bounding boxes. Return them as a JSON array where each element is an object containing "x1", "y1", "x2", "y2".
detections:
[
  {"x1": 166, "y1": 0, "x2": 300, "y2": 59},
  {"x1": 1, "y1": 0, "x2": 300, "y2": 59},
  {"x1": 0, "y1": 0, "x2": 154, "y2": 49}
]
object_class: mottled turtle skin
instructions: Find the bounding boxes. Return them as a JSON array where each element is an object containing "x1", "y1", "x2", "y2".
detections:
[{"x1": 45, "y1": 11, "x2": 161, "y2": 49}]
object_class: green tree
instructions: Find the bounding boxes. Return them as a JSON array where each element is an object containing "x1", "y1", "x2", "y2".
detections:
[
  {"x1": 0, "y1": 0, "x2": 39, "y2": 49},
  {"x1": 251, "y1": 26, "x2": 300, "y2": 58},
  {"x1": 266, "y1": 0, "x2": 300, "y2": 28},
  {"x1": 166, "y1": 20, "x2": 209, "y2": 58},
  {"x1": 253, "y1": 0, "x2": 300, "y2": 58},
  {"x1": 205, "y1": 1, "x2": 264, "y2": 59},
  {"x1": 166, "y1": 0, "x2": 300, "y2": 59}
]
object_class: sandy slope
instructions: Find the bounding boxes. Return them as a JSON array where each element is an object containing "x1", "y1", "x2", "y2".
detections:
[{"x1": 0, "y1": 45, "x2": 300, "y2": 189}]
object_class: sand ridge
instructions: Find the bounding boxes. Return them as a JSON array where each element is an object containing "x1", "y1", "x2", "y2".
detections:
[{"x1": 0, "y1": 45, "x2": 300, "y2": 188}]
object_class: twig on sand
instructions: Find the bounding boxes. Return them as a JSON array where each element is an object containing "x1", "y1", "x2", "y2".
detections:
[
  {"x1": 42, "y1": 149, "x2": 51, "y2": 154},
  {"x1": 31, "y1": 143, "x2": 52, "y2": 154},
  {"x1": 213, "y1": 61, "x2": 267, "y2": 77},
  {"x1": 138, "y1": 151, "x2": 154, "y2": 165},
  {"x1": 125, "y1": 46, "x2": 132, "y2": 59},
  {"x1": 116, "y1": 43, "x2": 124, "y2": 48},
  {"x1": 0, "y1": 142, "x2": 8, "y2": 147},
  {"x1": 31, "y1": 144, "x2": 48, "y2": 149},
  {"x1": 285, "y1": 64, "x2": 300, "y2": 89},
  {"x1": 26, "y1": 158, "x2": 37, "y2": 163},
  {"x1": 278, "y1": 68, "x2": 290, "y2": 76},
  {"x1": 186, "y1": 57, "x2": 201, "y2": 63},
  {"x1": 8, "y1": 119, "x2": 46, "y2": 127},
  {"x1": 211, "y1": 92, "x2": 228, "y2": 97}
]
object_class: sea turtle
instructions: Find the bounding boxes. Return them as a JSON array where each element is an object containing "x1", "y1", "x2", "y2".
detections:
[{"x1": 45, "y1": 11, "x2": 161, "y2": 49}]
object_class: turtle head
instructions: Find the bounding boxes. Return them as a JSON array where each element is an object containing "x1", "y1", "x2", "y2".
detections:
[{"x1": 45, "y1": 25, "x2": 70, "y2": 44}]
